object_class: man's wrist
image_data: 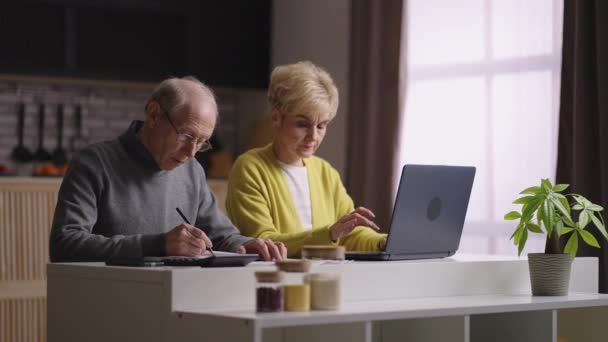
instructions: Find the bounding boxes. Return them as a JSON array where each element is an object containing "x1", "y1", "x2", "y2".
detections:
[{"x1": 141, "y1": 233, "x2": 166, "y2": 257}]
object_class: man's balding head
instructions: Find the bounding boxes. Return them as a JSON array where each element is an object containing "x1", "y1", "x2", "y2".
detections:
[
  {"x1": 138, "y1": 76, "x2": 218, "y2": 170},
  {"x1": 146, "y1": 76, "x2": 218, "y2": 119}
]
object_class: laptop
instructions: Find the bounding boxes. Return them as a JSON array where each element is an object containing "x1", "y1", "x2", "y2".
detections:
[{"x1": 345, "y1": 164, "x2": 476, "y2": 261}]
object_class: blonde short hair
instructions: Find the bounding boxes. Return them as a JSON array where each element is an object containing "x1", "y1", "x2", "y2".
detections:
[{"x1": 268, "y1": 61, "x2": 339, "y2": 119}]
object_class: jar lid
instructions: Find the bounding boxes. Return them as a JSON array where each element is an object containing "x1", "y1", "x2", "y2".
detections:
[
  {"x1": 255, "y1": 271, "x2": 284, "y2": 282},
  {"x1": 276, "y1": 259, "x2": 311, "y2": 272},
  {"x1": 309, "y1": 272, "x2": 340, "y2": 281},
  {"x1": 301, "y1": 245, "x2": 346, "y2": 260}
]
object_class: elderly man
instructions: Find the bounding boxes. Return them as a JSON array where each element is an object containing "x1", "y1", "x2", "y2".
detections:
[{"x1": 50, "y1": 77, "x2": 287, "y2": 262}]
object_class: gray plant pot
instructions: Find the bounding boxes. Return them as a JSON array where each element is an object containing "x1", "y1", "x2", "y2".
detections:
[{"x1": 528, "y1": 253, "x2": 573, "y2": 296}]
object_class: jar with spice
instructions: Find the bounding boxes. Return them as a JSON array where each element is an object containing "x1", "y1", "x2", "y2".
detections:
[
  {"x1": 276, "y1": 259, "x2": 311, "y2": 312},
  {"x1": 309, "y1": 272, "x2": 342, "y2": 310},
  {"x1": 255, "y1": 271, "x2": 284, "y2": 313},
  {"x1": 301, "y1": 245, "x2": 345, "y2": 260}
]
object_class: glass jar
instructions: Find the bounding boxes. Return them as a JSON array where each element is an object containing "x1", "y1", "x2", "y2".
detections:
[
  {"x1": 283, "y1": 283, "x2": 310, "y2": 312},
  {"x1": 255, "y1": 271, "x2": 284, "y2": 312},
  {"x1": 301, "y1": 245, "x2": 345, "y2": 260},
  {"x1": 309, "y1": 272, "x2": 342, "y2": 310},
  {"x1": 276, "y1": 260, "x2": 311, "y2": 312}
]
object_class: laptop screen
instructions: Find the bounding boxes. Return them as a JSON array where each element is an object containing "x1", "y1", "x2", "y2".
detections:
[{"x1": 384, "y1": 164, "x2": 476, "y2": 257}]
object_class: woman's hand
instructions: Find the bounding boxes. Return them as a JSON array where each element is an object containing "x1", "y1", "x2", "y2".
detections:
[{"x1": 330, "y1": 207, "x2": 380, "y2": 241}]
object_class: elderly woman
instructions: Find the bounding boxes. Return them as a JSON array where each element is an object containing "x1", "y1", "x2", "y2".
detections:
[{"x1": 226, "y1": 61, "x2": 386, "y2": 257}]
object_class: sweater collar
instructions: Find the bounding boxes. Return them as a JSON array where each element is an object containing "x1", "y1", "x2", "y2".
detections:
[{"x1": 119, "y1": 120, "x2": 163, "y2": 172}]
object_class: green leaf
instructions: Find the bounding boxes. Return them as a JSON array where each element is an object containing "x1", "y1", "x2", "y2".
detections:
[
  {"x1": 587, "y1": 204, "x2": 604, "y2": 212},
  {"x1": 579, "y1": 210, "x2": 590, "y2": 228},
  {"x1": 573, "y1": 195, "x2": 586, "y2": 206},
  {"x1": 513, "y1": 224, "x2": 523, "y2": 244},
  {"x1": 541, "y1": 179, "x2": 553, "y2": 192},
  {"x1": 504, "y1": 211, "x2": 522, "y2": 220},
  {"x1": 511, "y1": 223, "x2": 522, "y2": 242},
  {"x1": 580, "y1": 197, "x2": 592, "y2": 207},
  {"x1": 563, "y1": 232, "x2": 579, "y2": 258},
  {"x1": 572, "y1": 204, "x2": 584, "y2": 210},
  {"x1": 560, "y1": 227, "x2": 575, "y2": 236},
  {"x1": 510, "y1": 224, "x2": 520, "y2": 240},
  {"x1": 590, "y1": 213, "x2": 608, "y2": 241},
  {"x1": 555, "y1": 220, "x2": 564, "y2": 236},
  {"x1": 554, "y1": 193, "x2": 567, "y2": 200},
  {"x1": 513, "y1": 196, "x2": 534, "y2": 204},
  {"x1": 518, "y1": 228, "x2": 528, "y2": 256},
  {"x1": 553, "y1": 184, "x2": 570, "y2": 192},
  {"x1": 549, "y1": 197, "x2": 574, "y2": 226},
  {"x1": 560, "y1": 198, "x2": 574, "y2": 226},
  {"x1": 526, "y1": 222, "x2": 543, "y2": 233},
  {"x1": 558, "y1": 196, "x2": 570, "y2": 208},
  {"x1": 520, "y1": 186, "x2": 541, "y2": 195},
  {"x1": 522, "y1": 196, "x2": 543, "y2": 222},
  {"x1": 579, "y1": 230, "x2": 600, "y2": 248},
  {"x1": 539, "y1": 201, "x2": 549, "y2": 233}
]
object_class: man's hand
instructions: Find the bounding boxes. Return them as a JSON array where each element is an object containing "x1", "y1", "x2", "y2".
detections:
[
  {"x1": 330, "y1": 207, "x2": 380, "y2": 241},
  {"x1": 164, "y1": 224, "x2": 212, "y2": 256},
  {"x1": 237, "y1": 239, "x2": 287, "y2": 261}
]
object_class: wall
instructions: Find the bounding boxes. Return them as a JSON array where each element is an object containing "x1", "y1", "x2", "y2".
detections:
[
  {"x1": 0, "y1": 1, "x2": 352, "y2": 176},
  {"x1": 272, "y1": 0, "x2": 351, "y2": 176},
  {"x1": 0, "y1": 77, "x2": 260, "y2": 176}
]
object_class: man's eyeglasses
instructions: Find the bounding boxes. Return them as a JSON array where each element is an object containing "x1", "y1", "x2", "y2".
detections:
[{"x1": 159, "y1": 104, "x2": 213, "y2": 153}]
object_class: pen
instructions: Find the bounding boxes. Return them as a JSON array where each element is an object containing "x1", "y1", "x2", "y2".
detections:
[{"x1": 175, "y1": 207, "x2": 216, "y2": 257}]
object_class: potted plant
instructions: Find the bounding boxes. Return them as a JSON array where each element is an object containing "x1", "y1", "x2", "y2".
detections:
[{"x1": 504, "y1": 178, "x2": 607, "y2": 295}]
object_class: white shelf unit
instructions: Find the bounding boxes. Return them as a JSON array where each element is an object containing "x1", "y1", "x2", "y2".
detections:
[{"x1": 47, "y1": 255, "x2": 608, "y2": 342}]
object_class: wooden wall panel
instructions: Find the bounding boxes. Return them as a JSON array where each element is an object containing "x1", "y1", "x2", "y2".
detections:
[
  {"x1": 1, "y1": 178, "x2": 60, "y2": 342},
  {"x1": 0, "y1": 297, "x2": 47, "y2": 342},
  {"x1": 0, "y1": 177, "x2": 226, "y2": 342}
]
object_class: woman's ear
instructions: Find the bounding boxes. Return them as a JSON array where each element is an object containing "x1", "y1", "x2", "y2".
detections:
[{"x1": 271, "y1": 108, "x2": 281, "y2": 129}]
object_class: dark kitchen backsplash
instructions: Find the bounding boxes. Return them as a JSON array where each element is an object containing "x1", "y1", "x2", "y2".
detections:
[{"x1": 0, "y1": 78, "x2": 267, "y2": 176}]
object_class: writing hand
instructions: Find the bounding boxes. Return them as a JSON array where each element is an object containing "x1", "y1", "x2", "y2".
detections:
[{"x1": 164, "y1": 223, "x2": 212, "y2": 256}]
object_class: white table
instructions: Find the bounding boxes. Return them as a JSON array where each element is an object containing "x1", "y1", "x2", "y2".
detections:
[{"x1": 47, "y1": 255, "x2": 608, "y2": 342}]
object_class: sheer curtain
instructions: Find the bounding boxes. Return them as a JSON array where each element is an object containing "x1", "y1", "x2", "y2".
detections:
[{"x1": 398, "y1": 0, "x2": 564, "y2": 255}]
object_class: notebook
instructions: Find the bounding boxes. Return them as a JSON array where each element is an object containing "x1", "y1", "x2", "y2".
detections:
[
  {"x1": 345, "y1": 164, "x2": 476, "y2": 261},
  {"x1": 106, "y1": 251, "x2": 258, "y2": 267}
]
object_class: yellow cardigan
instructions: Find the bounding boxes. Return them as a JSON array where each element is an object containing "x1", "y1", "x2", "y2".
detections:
[{"x1": 226, "y1": 144, "x2": 386, "y2": 257}]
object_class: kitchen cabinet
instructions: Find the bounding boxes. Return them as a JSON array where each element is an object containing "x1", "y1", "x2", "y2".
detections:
[{"x1": 0, "y1": 1, "x2": 271, "y2": 87}]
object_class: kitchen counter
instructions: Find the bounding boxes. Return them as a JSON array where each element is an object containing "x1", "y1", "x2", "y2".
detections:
[{"x1": 47, "y1": 256, "x2": 608, "y2": 342}]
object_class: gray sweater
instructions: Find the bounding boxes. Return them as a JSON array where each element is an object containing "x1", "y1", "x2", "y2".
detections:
[{"x1": 49, "y1": 120, "x2": 251, "y2": 262}]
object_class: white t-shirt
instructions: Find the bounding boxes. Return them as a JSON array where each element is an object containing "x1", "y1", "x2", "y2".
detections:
[{"x1": 277, "y1": 160, "x2": 313, "y2": 230}]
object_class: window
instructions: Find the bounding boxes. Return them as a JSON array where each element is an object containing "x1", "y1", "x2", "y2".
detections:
[{"x1": 398, "y1": 0, "x2": 564, "y2": 255}]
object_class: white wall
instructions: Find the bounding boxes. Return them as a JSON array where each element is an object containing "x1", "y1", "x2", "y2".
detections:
[{"x1": 272, "y1": 0, "x2": 351, "y2": 176}]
